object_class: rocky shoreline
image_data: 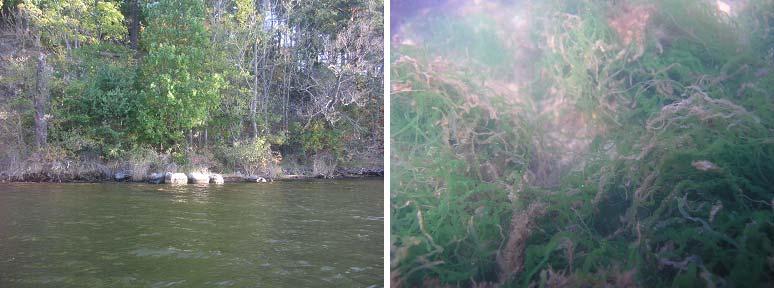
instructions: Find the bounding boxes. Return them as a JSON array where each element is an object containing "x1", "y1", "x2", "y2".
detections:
[{"x1": 0, "y1": 167, "x2": 384, "y2": 184}]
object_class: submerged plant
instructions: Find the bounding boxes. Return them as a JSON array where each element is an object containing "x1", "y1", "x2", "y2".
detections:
[
  {"x1": 391, "y1": 52, "x2": 530, "y2": 286},
  {"x1": 391, "y1": 0, "x2": 774, "y2": 287}
]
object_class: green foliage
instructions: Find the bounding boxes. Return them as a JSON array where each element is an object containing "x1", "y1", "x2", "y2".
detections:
[
  {"x1": 233, "y1": 0, "x2": 255, "y2": 25},
  {"x1": 296, "y1": 120, "x2": 341, "y2": 155},
  {"x1": 94, "y1": 1, "x2": 127, "y2": 41},
  {"x1": 216, "y1": 137, "x2": 278, "y2": 175},
  {"x1": 135, "y1": 0, "x2": 224, "y2": 148},
  {"x1": 1, "y1": 0, "x2": 382, "y2": 178},
  {"x1": 49, "y1": 44, "x2": 137, "y2": 158},
  {"x1": 17, "y1": 0, "x2": 126, "y2": 48}
]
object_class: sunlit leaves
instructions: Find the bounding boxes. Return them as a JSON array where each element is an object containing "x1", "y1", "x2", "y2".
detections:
[
  {"x1": 233, "y1": 0, "x2": 255, "y2": 25},
  {"x1": 94, "y1": 1, "x2": 126, "y2": 41},
  {"x1": 17, "y1": 0, "x2": 126, "y2": 48},
  {"x1": 135, "y1": 0, "x2": 223, "y2": 148}
]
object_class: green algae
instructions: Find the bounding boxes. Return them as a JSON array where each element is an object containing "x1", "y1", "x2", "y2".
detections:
[{"x1": 391, "y1": 0, "x2": 774, "y2": 287}]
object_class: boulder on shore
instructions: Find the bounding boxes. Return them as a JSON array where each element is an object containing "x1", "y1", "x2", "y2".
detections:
[
  {"x1": 246, "y1": 176, "x2": 268, "y2": 183},
  {"x1": 209, "y1": 174, "x2": 224, "y2": 184},
  {"x1": 147, "y1": 172, "x2": 165, "y2": 184},
  {"x1": 187, "y1": 172, "x2": 210, "y2": 184},
  {"x1": 165, "y1": 172, "x2": 188, "y2": 185},
  {"x1": 336, "y1": 167, "x2": 384, "y2": 177},
  {"x1": 222, "y1": 174, "x2": 244, "y2": 183},
  {"x1": 114, "y1": 172, "x2": 130, "y2": 182}
]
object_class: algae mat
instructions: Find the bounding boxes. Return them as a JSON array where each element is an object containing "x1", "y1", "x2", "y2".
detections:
[{"x1": 391, "y1": 0, "x2": 773, "y2": 286}]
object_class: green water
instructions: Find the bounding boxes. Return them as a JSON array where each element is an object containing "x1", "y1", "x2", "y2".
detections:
[{"x1": 0, "y1": 179, "x2": 383, "y2": 287}]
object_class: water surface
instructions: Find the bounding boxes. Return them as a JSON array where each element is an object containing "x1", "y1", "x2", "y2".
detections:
[{"x1": 0, "y1": 179, "x2": 383, "y2": 287}]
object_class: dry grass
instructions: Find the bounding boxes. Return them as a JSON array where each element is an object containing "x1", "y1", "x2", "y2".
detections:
[
  {"x1": 2, "y1": 148, "x2": 113, "y2": 182},
  {"x1": 312, "y1": 150, "x2": 337, "y2": 178},
  {"x1": 127, "y1": 148, "x2": 168, "y2": 181}
]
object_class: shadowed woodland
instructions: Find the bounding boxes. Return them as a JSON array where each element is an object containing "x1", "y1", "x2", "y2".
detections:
[{"x1": 391, "y1": 0, "x2": 773, "y2": 287}]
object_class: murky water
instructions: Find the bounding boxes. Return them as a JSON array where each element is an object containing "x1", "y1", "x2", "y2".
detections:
[{"x1": 0, "y1": 179, "x2": 383, "y2": 287}]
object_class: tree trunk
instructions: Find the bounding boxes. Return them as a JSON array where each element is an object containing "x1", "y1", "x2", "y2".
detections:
[
  {"x1": 251, "y1": 40, "x2": 259, "y2": 139},
  {"x1": 34, "y1": 52, "x2": 50, "y2": 149},
  {"x1": 283, "y1": 56, "x2": 290, "y2": 131},
  {"x1": 129, "y1": 0, "x2": 140, "y2": 50},
  {"x1": 262, "y1": 56, "x2": 274, "y2": 134},
  {"x1": 17, "y1": 111, "x2": 24, "y2": 150}
]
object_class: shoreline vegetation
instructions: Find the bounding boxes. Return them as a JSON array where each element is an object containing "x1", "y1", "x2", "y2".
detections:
[
  {"x1": 0, "y1": 0, "x2": 384, "y2": 184},
  {"x1": 0, "y1": 164, "x2": 384, "y2": 183}
]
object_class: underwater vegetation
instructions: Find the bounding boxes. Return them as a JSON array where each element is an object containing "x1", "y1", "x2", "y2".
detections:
[{"x1": 390, "y1": 0, "x2": 774, "y2": 287}]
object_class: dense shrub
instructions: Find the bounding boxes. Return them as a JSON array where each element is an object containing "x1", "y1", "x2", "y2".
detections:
[
  {"x1": 216, "y1": 137, "x2": 280, "y2": 176},
  {"x1": 296, "y1": 119, "x2": 342, "y2": 156},
  {"x1": 51, "y1": 44, "x2": 138, "y2": 158}
]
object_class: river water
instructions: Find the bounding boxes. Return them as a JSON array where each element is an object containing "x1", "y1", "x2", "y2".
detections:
[{"x1": 0, "y1": 179, "x2": 383, "y2": 287}]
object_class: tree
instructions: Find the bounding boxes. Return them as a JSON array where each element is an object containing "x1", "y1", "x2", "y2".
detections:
[
  {"x1": 127, "y1": 0, "x2": 140, "y2": 49},
  {"x1": 206, "y1": 0, "x2": 260, "y2": 142},
  {"x1": 17, "y1": 0, "x2": 126, "y2": 50},
  {"x1": 33, "y1": 52, "x2": 50, "y2": 148},
  {"x1": 1, "y1": 0, "x2": 384, "y2": 173},
  {"x1": 134, "y1": 0, "x2": 223, "y2": 149},
  {"x1": 57, "y1": 44, "x2": 138, "y2": 154}
]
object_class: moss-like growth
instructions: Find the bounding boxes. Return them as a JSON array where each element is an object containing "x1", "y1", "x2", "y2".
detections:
[
  {"x1": 391, "y1": 51, "x2": 532, "y2": 285},
  {"x1": 392, "y1": 0, "x2": 774, "y2": 286}
]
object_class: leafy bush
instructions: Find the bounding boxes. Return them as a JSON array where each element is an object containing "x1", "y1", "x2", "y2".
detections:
[
  {"x1": 53, "y1": 44, "x2": 138, "y2": 158},
  {"x1": 297, "y1": 119, "x2": 342, "y2": 155},
  {"x1": 216, "y1": 137, "x2": 280, "y2": 176}
]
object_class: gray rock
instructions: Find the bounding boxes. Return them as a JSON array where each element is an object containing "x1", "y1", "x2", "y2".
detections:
[
  {"x1": 164, "y1": 172, "x2": 188, "y2": 185},
  {"x1": 209, "y1": 174, "x2": 224, "y2": 184},
  {"x1": 187, "y1": 172, "x2": 210, "y2": 184},
  {"x1": 147, "y1": 172, "x2": 165, "y2": 184},
  {"x1": 246, "y1": 176, "x2": 268, "y2": 183},
  {"x1": 114, "y1": 172, "x2": 130, "y2": 182}
]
